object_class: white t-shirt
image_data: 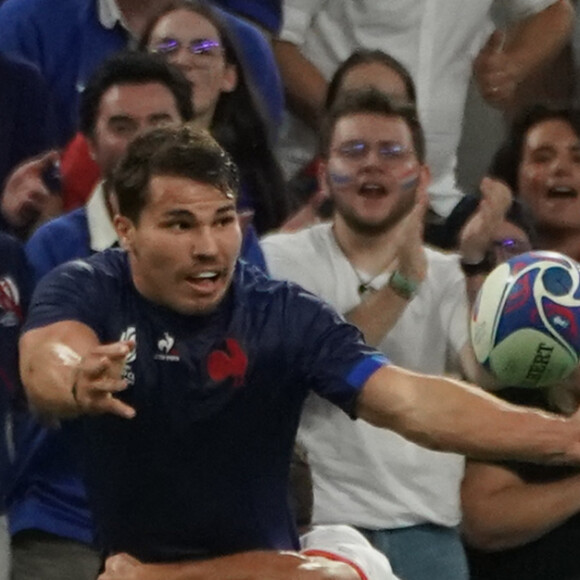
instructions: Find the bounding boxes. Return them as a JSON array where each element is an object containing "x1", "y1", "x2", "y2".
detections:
[
  {"x1": 277, "y1": 0, "x2": 557, "y2": 217},
  {"x1": 262, "y1": 223, "x2": 469, "y2": 528},
  {"x1": 301, "y1": 524, "x2": 400, "y2": 579}
]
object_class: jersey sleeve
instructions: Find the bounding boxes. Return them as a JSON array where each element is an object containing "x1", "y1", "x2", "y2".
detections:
[
  {"x1": 282, "y1": 285, "x2": 388, "y2": 415},
  {"x1": 22, "y1": 257, "x2": 109, "y2": 338}
]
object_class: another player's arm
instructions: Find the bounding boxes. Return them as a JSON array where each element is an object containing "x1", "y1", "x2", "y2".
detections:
[
  {"x1": 356, "y1": 364, "x2": 580, "y2": 464},
  {"x1": 20, "y1": 320, "x2": 135, "y2": 419},
  {"x1": 461, "y1": 459, "x2": 580, "y2": 550},
  {"x1": 98, "y1": 551, "x2": 361, "y2": 580}
]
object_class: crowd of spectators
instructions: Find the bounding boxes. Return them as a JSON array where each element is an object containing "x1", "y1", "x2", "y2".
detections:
[{"x1": 1, "y1": 1, "x2": 580, "y2": 579}]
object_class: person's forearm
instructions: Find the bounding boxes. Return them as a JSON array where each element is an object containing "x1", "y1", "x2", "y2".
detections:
[
  {"x1": 272, "y1": 39, "x2": 328, "y2": 128},
  {"x1": 19, "y1": 326, "x2": 84, "y2": 417},
  {"x1": 504, "y1": 0, "x2": 573, "y2": 82},
  {"x1": 462, "y1": 467, "x2": 580, "y2": 550},
  {"x1": 103, "y1": 551, "x2": 360, "y2": 580},
  {"x1": 358, "y1": 365, "x2": 579, "y2": 464},
  {"x1": 345, "y1": 287, "x2": 410, "y2": 347}
]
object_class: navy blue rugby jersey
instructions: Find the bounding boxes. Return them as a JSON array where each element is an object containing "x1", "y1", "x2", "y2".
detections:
[{"x1": 24, "y1": 248, "x2": 388, "y2": 562}]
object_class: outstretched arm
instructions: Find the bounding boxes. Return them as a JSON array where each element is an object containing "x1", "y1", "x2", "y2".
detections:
[
  {"x1": 20, "y1": 320, "x2": 135, "y2": 419},
  {"x1": 356, "y1": 364, "x2": 580, "y2": 464},
  {"x1": 98, "y1": 551, "x2": 361, "y2": 580}
]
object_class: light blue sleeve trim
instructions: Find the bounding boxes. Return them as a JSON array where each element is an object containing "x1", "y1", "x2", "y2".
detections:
[{"x1": 346, "y1": 354, "x2": 389, "y2": 390}]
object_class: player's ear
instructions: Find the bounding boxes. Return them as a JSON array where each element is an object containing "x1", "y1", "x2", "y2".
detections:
[{"x1": 114, "y1": 214, "x2": 136, "y2": 252}]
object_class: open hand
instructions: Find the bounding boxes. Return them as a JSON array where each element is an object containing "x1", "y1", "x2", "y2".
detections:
[{"x1": 73, "y1": 341, "x2": 136, "y2": 419}]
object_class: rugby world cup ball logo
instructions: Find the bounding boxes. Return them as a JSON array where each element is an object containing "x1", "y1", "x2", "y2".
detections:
[{"x1": 119, "y1": 326, "x2": 137, "y2": 384}]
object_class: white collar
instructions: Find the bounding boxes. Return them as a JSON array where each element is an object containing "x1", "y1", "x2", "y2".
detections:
[{"x1": 86, "y1": 182, "x2": 118, "y2": 252}]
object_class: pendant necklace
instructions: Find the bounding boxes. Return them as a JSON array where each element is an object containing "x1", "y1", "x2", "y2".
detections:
[
  {"x1": 354, "y1": 270, "x2": 387, "y2": 295},
  {"x1": 332, "y1": 227, "x2": 389, "y2": 295}
]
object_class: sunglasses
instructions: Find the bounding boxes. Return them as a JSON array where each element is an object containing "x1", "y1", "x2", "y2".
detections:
[{"x1": 150, "y1": 38, "x2": 223, "y2": 58}]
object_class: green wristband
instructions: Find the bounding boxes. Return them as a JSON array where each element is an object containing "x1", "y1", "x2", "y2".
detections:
[{"x1": 388, "y1": 270, "x2": 420, "y2": 300}]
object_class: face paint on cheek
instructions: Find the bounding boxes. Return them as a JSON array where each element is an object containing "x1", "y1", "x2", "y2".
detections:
[
  {"x1": 398, "y1": 168, "x2": 420, "y2": 192},
  {"x1": 328, "y1": 170, "x2": 355, "y2": 187}
]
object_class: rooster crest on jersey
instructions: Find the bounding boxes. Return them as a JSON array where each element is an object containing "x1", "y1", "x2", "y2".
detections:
[
  {"x1": 155, "y1": 332, "x2": 180, "y2": 362},
  {"x1": 207, "y1": 338, "x2": 248, "y2": 387},
  {"x1": 471, "y1": 251, "x2": 580, "y2": 388}
]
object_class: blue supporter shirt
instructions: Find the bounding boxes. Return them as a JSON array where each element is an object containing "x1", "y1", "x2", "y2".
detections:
[
  {"x1": 23, "y1": 249, "x2": 387, "y2": 562},
  {"x1": 0, "y1": 233, "x2": 31, "y2": 510}
]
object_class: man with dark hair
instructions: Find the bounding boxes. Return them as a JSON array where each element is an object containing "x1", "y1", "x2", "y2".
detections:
[
  {"x1": 18, "y1": 123, "x2": 580, "y2": 577},
  {"x1": 261, "y1": 88, "x2": 499, "y2": 580},
  {"x1": 8, "y1": 51, "x2": 192, "y2": 580},
  {"x1": 25, "y1": 50, "x2": 193, "y2": 282}
]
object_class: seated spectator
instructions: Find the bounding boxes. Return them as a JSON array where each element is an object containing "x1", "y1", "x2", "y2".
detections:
[
  {"x1": 489, "y1": 104, "x2": 580, "y2": 260},
  {"x1": 0, "y1": 53, "x2": 59, "y2": 236},
  {"x1": 459, "y1": 104, "x2": 580, "y2": 580},
  {"x1": 141, "y1": 0, "x2": 288, "y2": 235},
  {"x1": 0, "y1": 233, "x2": 31, "y2": 580},
  {"x1": 262, "y1": 88, "x2": 483, "y2": 580},
  {"x1": 0, "y1": 53, "x2": 57, "y2": 195},
  {"x1": 60, "y1": 0, "x2": 288, "y2": 236},
  {"x1": 272, "y1": 0, "x2": 573, "y2": 220},
  {"x1": 281, "y1": 48, "x2": 417, "y2": 232}
]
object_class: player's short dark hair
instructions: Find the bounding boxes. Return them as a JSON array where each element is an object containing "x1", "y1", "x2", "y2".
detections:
[
  {"x1": 490, "y1": 104, "x2": 580, "y2": 193},
  {"x1": 113, "y1": 124, "x2": 239, "y2": 222},
  {"x1": 319, "y1": 87, "x2": 426, "y2": 163},
  {"x1": 79, "y1": 51, "x2": 194, "y2": 137},
  {"x1": 325, "y1": 49, "x2": 417, "y2": 111}
]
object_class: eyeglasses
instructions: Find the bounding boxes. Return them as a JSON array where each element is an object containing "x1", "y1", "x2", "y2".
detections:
[
  {"x1": 333, "y1": 140, "x2": 415, "y2": 165},
  {"x1": 150, "y1": 38, "x2": 223, "y2": 58}
]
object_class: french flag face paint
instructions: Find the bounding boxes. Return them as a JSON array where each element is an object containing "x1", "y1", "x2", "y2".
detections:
[
  {"x1": 328, "y1": 170, "x2": 355, "y2": 187},
  {"x1": 398, "y1": 167, "x2": 420, "y2": 193}
]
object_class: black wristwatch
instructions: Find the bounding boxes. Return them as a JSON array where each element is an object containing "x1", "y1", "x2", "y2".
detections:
[{"x1": 460, "y1": 253, "x2": 494, "y2": 276}]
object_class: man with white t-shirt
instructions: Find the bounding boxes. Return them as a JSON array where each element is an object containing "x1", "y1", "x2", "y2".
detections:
[
  {"x1": 273, "y1": 0, "x2": 573, "y2": 218},
  {"x1": 262, "y1": 88, "x2": 486, "y2": 580}
]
